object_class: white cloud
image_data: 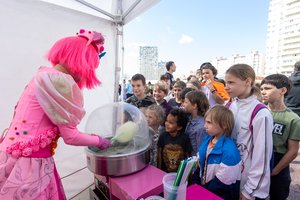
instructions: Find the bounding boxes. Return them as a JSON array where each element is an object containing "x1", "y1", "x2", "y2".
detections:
[
  {"x1": 178, "y1": 34, "x2": 193, "y2": 44},
  {"x1": 166, "y1": 26, "x2": 176, "y2": 34}
]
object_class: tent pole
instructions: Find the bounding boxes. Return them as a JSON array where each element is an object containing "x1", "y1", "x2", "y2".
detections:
[
  {"x1": 114, "y1": 24, "x2": 123, "y2": 102},
  {"x1": 113, "y1": 0, "x2": 123, "y2": 102},
  {"x1": 123, "y1": 0, "x2": 142, "y2": 19},
  {"x1": 75, "y1": 0, "x2": 115, "y2": 20}
]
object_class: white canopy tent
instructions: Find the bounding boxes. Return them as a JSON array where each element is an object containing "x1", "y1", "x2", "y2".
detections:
[{"x1": 0, "y1": 0, "x2": 160, "y2": 198}]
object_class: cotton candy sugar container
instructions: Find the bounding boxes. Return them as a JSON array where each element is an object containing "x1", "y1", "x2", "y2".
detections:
[{"x1": 85, "y1": 102, "x2": 151, "y2": 176}]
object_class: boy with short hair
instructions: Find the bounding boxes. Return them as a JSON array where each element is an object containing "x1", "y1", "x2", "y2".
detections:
[
  {"x1": 126, "y1": 73, "x2": 155, "y2": 110},
  {"x1": 261, "y1": 74, "x2": 300, "y2": 200}
]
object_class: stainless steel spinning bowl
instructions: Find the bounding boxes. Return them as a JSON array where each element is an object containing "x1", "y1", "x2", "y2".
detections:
[{"x1": 85, "y1": 142, "x2": 151, "y2": 176}]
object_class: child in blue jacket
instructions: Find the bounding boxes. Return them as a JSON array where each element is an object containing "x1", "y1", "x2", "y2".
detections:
[{"x1": 199, "y1": 105, "x2": 241, "y2": 200}]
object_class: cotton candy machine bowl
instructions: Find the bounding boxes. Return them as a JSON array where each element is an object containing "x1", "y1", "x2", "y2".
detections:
[
  {"x1": 85, "y1": 143, "x2": 150, "y2": 176},
  {"x1": 85, "y1": 102, "x2": 151, "y2": 176}
]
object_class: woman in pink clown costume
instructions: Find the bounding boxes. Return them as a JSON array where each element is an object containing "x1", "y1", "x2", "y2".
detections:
[{"x1": 0, "y1": 29, "x2": 112, "y2": 200}]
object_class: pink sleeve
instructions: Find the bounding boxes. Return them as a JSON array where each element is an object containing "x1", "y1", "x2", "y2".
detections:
[
  {"x1": 34, "y1": 71, "x2": 108, "y2": 148},
  {"x1": 34, "y1": 71, "x2": 85, "y2": 126},
  {"x1": 58, "y1": 124, "x2": 100, "y2": 147}
]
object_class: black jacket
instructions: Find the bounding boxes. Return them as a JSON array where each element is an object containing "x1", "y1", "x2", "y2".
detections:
[
  {"x1": 125, "y1": 95, "x2": 155, "y2": 109},
  {"x1": 285, "y1": 71, "x2": 300, "y2": 116}
]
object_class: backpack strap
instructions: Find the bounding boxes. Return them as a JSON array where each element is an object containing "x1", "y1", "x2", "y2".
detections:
[
  {"x1": 249, "y1": 103, "x2": 275, "y2": 170},
  {"x1": 225, "y1": 101, "x2": 232, "y2": 108},
  {"x1": 249, "y1": 103, "x2": 267, "y2": 133}
]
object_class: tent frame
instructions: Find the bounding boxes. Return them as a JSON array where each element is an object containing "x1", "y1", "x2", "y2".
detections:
[{"x1": 75, "y1": 0, "x2": 144, "y2": 101}]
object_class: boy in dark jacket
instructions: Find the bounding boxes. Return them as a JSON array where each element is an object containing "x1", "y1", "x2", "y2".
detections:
[{"x1": 285, "y1": 61, "x2": 300, "y2": 117}]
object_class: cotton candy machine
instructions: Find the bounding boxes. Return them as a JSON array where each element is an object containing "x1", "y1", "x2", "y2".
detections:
[{"x1": 85, "y1": 102, "x2": 151, "y2": 177}]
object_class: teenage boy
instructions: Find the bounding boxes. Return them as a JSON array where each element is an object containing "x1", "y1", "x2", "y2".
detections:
[
  {"x1": 261, "y1": 74, "x2": 300, "y2": 200},
  {"x1": 126, "y1": 74, "x2": 155, "y2": 111}
]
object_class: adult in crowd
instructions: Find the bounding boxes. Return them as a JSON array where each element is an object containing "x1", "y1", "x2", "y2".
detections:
[
  {"x1": 164, "y1": 61, "x2": 176, "y2": 88},
  {"x1": 121, "y1": 79, "x2": 127, "y2": 101},
  {"x1": 125, "y1": 79, "x2": 133, "y2": 99},
  {"x1": 285, "y1": 61, "x2": 300, "y2": 117}
]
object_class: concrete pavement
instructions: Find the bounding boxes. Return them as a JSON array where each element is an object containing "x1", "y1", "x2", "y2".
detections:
[{"x1": 288, "y1": 151, "x2": 300, "y2": 200}]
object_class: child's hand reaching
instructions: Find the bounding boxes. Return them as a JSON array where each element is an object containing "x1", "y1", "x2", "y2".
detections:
[
  {"x1": 98, "y1": 136, "x2": 112, "y2": 150},
  {"x1": 205, "y1": 79, "x2": 215, "y2": 91}
]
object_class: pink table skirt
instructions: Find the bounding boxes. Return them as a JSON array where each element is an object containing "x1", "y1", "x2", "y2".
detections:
[
  {"x1": 186, "y1": 184, "x2": 223, "y2": 200},
  {"x1": 109, "y1": 165, "x2": 166, "y2": 200}
]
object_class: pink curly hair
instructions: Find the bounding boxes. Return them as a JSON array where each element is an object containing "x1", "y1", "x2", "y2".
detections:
[{"x1": 47, "y1": 36, "x2": 102, "y2": 89}]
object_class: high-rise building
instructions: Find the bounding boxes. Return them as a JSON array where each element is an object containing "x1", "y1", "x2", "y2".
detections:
[
  {"x1": 139, "y1": 46, "x2": 158, "y2": 80},
  {"x1": 211, "y1": 51, "x2": 265, "y2": 78},
  {"x1": 265, "y1": 0, "x2": 300, "y2": 76},
  {"x1": 158, "y1": 61, "x2": 167, "y2": 78}
]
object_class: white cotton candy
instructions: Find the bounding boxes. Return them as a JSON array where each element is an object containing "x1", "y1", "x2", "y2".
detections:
[{"x1": 111, "y1": 121, "x2": 138, "y2": 143}]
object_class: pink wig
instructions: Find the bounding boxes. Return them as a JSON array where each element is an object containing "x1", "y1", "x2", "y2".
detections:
[{"x1": 47, "y1": 35, "x2": 102, "y2": 89}]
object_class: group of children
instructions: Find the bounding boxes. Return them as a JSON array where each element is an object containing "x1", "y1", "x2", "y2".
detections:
[
  {"x1": 1, "y1": 27, "x2": 297, "y2": 200},
  {"x1": 125, "y1": 63, "x2": 300, "y2": 200}
]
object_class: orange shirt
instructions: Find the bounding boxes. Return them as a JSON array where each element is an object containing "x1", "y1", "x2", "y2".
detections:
[{"x1": 201, "y1": 80, "x2": 229, "y2": 101}]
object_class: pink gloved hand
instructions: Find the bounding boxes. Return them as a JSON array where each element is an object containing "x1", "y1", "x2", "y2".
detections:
[{"x1": 98, "y1": 136, "x2": 112, "y2": 150}]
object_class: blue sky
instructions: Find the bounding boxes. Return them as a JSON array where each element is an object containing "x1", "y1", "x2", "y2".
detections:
[{"x1": 123, "y1": 0, "x2": 269, "y2": 78}]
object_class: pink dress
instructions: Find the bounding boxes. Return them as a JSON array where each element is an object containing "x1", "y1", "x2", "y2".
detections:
[{"x1": 0, "y1": 67, "x2": 101, "y2": 200}]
